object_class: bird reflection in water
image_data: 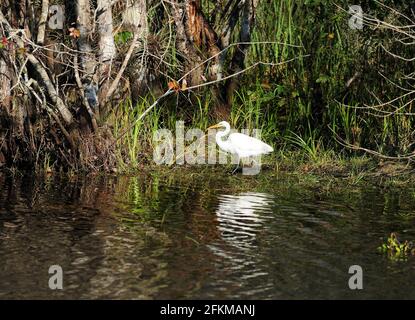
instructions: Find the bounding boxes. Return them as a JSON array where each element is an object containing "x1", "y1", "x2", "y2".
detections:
[
  {"x1": 207, "y1": 192, "x2": 275, "y2": 287},
  {"x1": 213, "y1": 192, "x2": 274, "y2": 251},
  {"x1": 205, "y1": 192, "x2": 276, "y2": 297}
]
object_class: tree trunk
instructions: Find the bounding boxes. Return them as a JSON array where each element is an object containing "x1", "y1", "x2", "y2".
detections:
[
  {"x1": 36, "y1": 0, "x2": 49, "y2": 45},
  {"x1": 125, "y1": 0, "x2": 150, "y2": 99},
  {"x1": 172, "y1": 0, "x2": 221, "y2": 86},
  {"x1": 75, "y1": 0, "x2": 99, "y2": 130},
  {"x1": 0, "y1": 56, "x2": 11, "y2": 109},
  {"x1": 76, "y1": 0, "x2": 95, "y2": 79},
  {"x1": 97, "y1": 0, "x2": 116, "y2": 64},
  {"x1": 0, "y1": 54, "x2": 11, "y2": 166},
  {"x1": 97, "y1": 0, "x2": 117, "y2": 117},
  {"x1": 225, "y1": 0, "x2": 258, "y2": 108}
]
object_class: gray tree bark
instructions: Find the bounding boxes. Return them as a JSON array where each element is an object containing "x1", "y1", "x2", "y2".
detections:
[{"x1": 97, "y1": 0, "x2": 116, "y2": 63}]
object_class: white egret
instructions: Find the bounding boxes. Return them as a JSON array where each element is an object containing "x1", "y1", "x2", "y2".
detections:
[{"x1": 207, "y1": 121, "x2": 273, "y2": 173}]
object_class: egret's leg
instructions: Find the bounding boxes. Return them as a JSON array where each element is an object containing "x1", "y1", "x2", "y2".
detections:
[
  {"x1": 232, "y1": 155, "x2": 240, "y2": 174},
  {"x1": 232, "y1": 163, "x2": 239, "y2": 174}
]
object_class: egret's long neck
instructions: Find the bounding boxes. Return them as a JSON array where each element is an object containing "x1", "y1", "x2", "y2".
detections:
[{"x1": 216, "y1": 123, "x2": 231, "y2": 151}]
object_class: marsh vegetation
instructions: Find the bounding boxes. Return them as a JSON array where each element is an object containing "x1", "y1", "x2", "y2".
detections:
[{"x1": 0, "y1": 1, "x2": 415, "y2": 175}]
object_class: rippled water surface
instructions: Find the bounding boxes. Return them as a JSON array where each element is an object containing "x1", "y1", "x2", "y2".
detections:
[{"x1": 1, "y1": 173, "x2": 415, "y2": 299}]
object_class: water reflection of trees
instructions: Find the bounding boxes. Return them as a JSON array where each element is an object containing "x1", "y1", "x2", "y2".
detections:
[
  {"x1": 2, "y1": 172, "x2": 415, "y2": 299},
  {"x1": 0, "y1": 175, "x2": 106, "y2": 298}
]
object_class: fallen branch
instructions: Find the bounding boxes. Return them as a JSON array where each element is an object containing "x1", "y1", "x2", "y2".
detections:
[
  {"x1": 26, "y1": 79, "x2": 76, "y2": 150},
  {"x1": 330, "y1": 126, "x2": 415, "y2": 160},
  {"x1": 26, "y1": 53, "x2": 73, "y2": 125},
  {"x1": 115, "y1": 53, "x2": 309, "y2": 142}
]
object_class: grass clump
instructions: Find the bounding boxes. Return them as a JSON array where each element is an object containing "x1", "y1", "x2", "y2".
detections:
[{"x1": 378, "y1": 232, "x2": 415, "y2": 262}]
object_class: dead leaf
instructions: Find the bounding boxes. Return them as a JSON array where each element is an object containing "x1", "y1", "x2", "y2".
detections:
[
  {"x1": 68, "y1": 27, "x2": 81, "y2": 39},
  {"x1": 168, "y1": 80, "x2": 180, "y2": 92},
  {"x1": 181, "y1": 79, "x2": 187, "y2": 91}
]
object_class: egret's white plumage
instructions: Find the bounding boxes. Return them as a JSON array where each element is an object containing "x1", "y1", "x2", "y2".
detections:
[{"x1": 208, "y1": 121, "x2": 273, "y2": 172}]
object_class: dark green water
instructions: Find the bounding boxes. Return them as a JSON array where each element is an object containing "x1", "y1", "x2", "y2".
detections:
[{"x1": 0, "y1": 172, "x2": 415, "y2": 299}]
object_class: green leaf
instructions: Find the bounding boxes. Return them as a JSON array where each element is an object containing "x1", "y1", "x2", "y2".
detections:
[{"x1": 316, "y1": 75, "x2": 330, "y2": 84}]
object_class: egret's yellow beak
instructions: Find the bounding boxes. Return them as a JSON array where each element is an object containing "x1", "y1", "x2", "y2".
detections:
[{"x1": 207, "y1": 123, "x2": 222, "y2": 131}]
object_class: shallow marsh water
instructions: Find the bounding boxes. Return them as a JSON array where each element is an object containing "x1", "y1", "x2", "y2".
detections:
[{"x1": 0, "y1": 171, "x2": 415, "y2": 299}]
